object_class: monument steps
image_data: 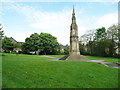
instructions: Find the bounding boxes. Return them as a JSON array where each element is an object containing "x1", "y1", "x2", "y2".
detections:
[{"x1": 59, "y1": 55, "x2": 89, "y2": 61}]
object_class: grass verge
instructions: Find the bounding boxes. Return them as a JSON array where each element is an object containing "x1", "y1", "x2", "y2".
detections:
[{"x1": 2, "y1": 53, "x2": 118, "y2": 88}]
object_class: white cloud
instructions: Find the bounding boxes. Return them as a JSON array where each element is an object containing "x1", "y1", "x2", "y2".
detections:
[
  {"x1": 30, "y1": 11, "x2": 71, "y2": 30},
  {"x1": 29, "y1": 8, "x2": 87, "y2": 45},
  {"x1": 95, "y1": 12, "x2": 118, "y2": 29},
  {"x1": 29, "y1": 10, "x2": 72, "y2": 45},
  {"x1": 3, "y1": 2, "x2": 118, "y2": 45}
]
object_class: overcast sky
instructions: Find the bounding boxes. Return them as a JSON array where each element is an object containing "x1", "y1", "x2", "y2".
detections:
[{"x1": 1, "y1": 0, "x2": 118, "y2": 45}]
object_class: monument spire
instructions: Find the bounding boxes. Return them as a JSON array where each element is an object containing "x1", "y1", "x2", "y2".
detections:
[
  {"x1": 59, "y1": 7, "x2": 89, "y2": 60},
  {"x1": 73, "y1": 5, "x2": 75, "y2": 15},
  {"x1": 72, "y1": 5, "x2": 76, "y2": 24}
]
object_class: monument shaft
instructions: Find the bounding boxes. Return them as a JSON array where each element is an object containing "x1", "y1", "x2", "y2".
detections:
[{"x1": 70, "y1": 7, "x2": 80, "y2": 55}]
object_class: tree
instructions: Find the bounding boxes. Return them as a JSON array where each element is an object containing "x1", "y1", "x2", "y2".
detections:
[
  {"x1": 21, "y1": 42, "x2": 31, "y2": 54},
  {"x1": 80, "y1": 29, "x2": 96, "y2": 55},
  {"x1": 95, "y1": 27, "x2": 106, "y2": 41},
  {"x1": 104, "y1": 39, "x2": 115, "y2": 57},
  {"x1": 2, "y1": 36, "x2": 13, "y2": 52},
  {"x1": 21, "y1": 32, "x2": 60, "y2": 55},
  {"x1": 39, "y1": 33, "x2": 60, "y2": 55},
  {"x1": 79, "y1": 41, "x2": 87, "y2": 55},
  {"x1": 0, "y1": 24, "x2": 4, "y2": 40},
  {"x1": 21, "y1": 33, "x2": 40, "y2": 54},
  {"x1": 0, "y1": 24, "x2": 4, "y2": 52},
  {"x1": 80, "y1": 25, "x2": 119, "y2": 57},
  {"x1": 80, "y1": 27, "x2": 107, "y2": 56},
  {"x1": 64, "y1": 45, "x2": 69, "y2": 55},
  {"x1": 13, "y1": 42, "x2": 21, "y2": 49},
  {"x1": 86, "y1": 41, "x2": 95, "y2": 55},
  {"x1": 107, "y1": 24, "x2": 119, "y2": 41},
  {"x1": 107, "y1": 24, "x2": 119, "y2": 56},
  {"x1": 91, "y1": 27, "x2": 106, "y2": 56}
]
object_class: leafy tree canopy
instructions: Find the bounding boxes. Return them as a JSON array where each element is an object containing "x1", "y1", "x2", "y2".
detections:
[
  {"x1": 80, "y1": 24, "x2": 119, "y2": 57},
  {"x1": 22, "y1": 32, "x2": 60, "y2": 55},
  {"x1": 2, "y1": 36, "x2": 13, "y2": 52},
  {"x1": 0, "y1": 24, "x2": 4, "y2": 40}
]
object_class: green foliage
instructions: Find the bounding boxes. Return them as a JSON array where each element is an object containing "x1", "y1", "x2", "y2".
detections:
[
  {"x1": 39, "y1": 33, "x2": 60, "y2": 55},
  {"x1": 2, "y1": 53, "x2": 118, "y2": 88},
  {"x1": 80, "y1": 24, "x2": 120, "y2": 58},
  {"x1": 63, "y1": 45, "x2": 69, "y2": 55},
  {"x1": 2, "y1": 36, "x2": 13, "y2": 52},
  {"x1": 104, "y1": 39, "x2": 116, "y2": 57},
  {"x1": 11, "y1": 51, "x2": 17, "y2": 54},
  {"x1": 79, "y1": 41, "x2": 88, "y2": 55},
  {"x1": 22, "y1": 33, "x2": 60, "y2": 55},
  {"x1": 107, "y1": 24, "x2": 119, "y2": 41},
  {"x1": 22, "y1": 33, "x2": 40, "y2": 54},
  {"x1": 0, "y1": 24, "x2": 4, "y2": 51},
  {"x1": 95, "y1": 27, "x2": 106, "y2": 41},
  {"x1": 13, "y1": 42, "x2": 22, "y2": 49},
  {"x1": 0, "y1": 24, "x2": 4, "y2": 40},
  {"x1": 21, "y1": 42, "x2": 31, "y2": 54}
]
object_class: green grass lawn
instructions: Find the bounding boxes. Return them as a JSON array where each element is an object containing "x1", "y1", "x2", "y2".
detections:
[
  {"x1": 47, "y1": 55, "x2": 65, "y2": 58},
  {"x1": 84, "y1": 55, "x2": 119, "y2": 63},
  {"x1": 2, "y1": 53, "x2": 118, "y2": 88}
]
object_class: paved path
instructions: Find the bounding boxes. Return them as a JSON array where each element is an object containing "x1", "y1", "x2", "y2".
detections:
[
  {"x1": 87, "y1": 60, "x2": 120, "y2": 69},
  {"x1": 43, "y1": 55, "x2": 120, "y2": 68},
  {"x1": 43, "y1": 55, "x2": 59, "y2": 61}
]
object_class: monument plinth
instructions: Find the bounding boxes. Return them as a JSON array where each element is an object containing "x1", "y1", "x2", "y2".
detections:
[{"x1": 60, "y1": 7, "x2": 88, "y2": 61}]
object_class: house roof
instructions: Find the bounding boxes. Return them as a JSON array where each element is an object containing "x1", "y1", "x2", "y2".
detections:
[{"x1": 10, "y1": 37, "x2": 17, "y2": 43}]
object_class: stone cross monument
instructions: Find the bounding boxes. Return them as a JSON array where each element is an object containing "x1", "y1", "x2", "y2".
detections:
[
  {"x1": 60, "y1": 6, "x2": 88, "y2": 60},
  {"x1": 70, "y1": 6, "x2": 80, "y2": 56}
]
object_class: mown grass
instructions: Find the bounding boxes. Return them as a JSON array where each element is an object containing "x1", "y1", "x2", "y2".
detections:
[
  {"x1": 47, "y1": 55, "x2": 65, "y2": 58},
  {"x1": 0, "y1": 53, "x2": 2, "y2": 88},
  {"x1": 2, "y1": 53, "x2": 118, "y2": 88},
  {"x1": 84, "y1": 55, "x2": 119, "y2": 63}
]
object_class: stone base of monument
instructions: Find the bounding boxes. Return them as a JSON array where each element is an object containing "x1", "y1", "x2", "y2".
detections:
[{"x1": 59, "y1": 55, "x2": 89, "y2": 61}]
